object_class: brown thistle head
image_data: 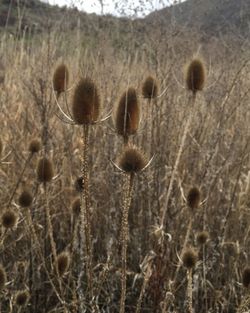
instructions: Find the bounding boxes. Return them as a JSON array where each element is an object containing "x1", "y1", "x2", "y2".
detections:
[
  {"x1": 74, "y1": 176, "x2": 83, "y2": 192},
  {"x1": 15, "y1": 290, "x2": 30, "y2": 307},
  {"x1": 57, "y1": 251, "x2": 70, "y2": 276},
  {"x1": 1, "y1": 210, "x2": 18, "y2": 229},
  {"x1": 0, "y1": 265, "x2": 6, "y2": 290},
  {"x1": 37, "y1": 157, "x2": 54, "y2": 183},
  {"x1": 187, "y1": 187, "x2": 201, "y2": 210},
  {"x1": 118, "y1": 145, "x2": 147, "y2": 174},
  {"x1": 28, "y1": 138, "x2": 41, "y2": 154},
  {"x1": 182, "y1": 247, "x2": 198, "y2": 269},
  {"x1": 18, "y1": 190, "x2": 33, "y2": 208},
  {"x1": 114, "y1": 87, "x2": 140, "y2": 142},
  {"x1": 53, "y1": 64, "x2": 69, "y2": 97},
  {"x1": 242, "y1": 267, "x2": 250, "y2": 288},
  {"x1": 196, "y1": 231, "x2": 209, "y2": 246},
  {"x1": 142, "y1": 76, "x2": 158, "y2": 99},
  {"x1": 72, "y1": 77, "x2": 100, "y2": 125},
  {"x1": 185, "y1": 58, "x2": 206, "y2": 94}
]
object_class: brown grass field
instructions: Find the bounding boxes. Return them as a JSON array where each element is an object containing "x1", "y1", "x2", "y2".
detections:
[{"x1": 0, "y1": 1, "x2": 250, "y2": 312}]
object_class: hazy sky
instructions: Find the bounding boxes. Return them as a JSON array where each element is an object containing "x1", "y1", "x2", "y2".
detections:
[{"x1": 42, "y1": 0, "x2": 179, "y2": 16}]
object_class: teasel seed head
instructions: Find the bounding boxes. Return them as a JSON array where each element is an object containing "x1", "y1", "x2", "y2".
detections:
[
  {"x1": 37, "y1": 157, "x2": 54, "y2": 183},
  {"x1": 71, "y1": 197, "x2": 81, "y2": 216},
  {"x1": 182, "y1": 247, "x2": 198, "y2": 269},
  {"x1": 1, "y1": 210, "x2": 18, "y2": 229},
  {"x1": 196, "y1": 231, "x2": 209, "y2": 246},
  {"x1": 187, "y1": 187, "x2": 201, "y2": 210},
  {"x1": 28, "y1": 138, "x2": 41, "y2": 154},
  {"x1": 0, "y1": 265, "x2": 6, "y2": 290},
  {"x1": 118, "y1": 145, "x2": 147, "y2": 174},
  {"x1": 142, "y1": 76, "x2": 158, "y2": 99},
  {"x1": 74, "y1": 176, "x2": 83, "y2": 192},
  {"x1": 53, "y1": 63, "x2": 69, "y2": 97},
  {"x1": 72, "y1": 77, "x2": 100, "y2": 125},
  {"x1": 18, "y1": 190, "x2": 33, "y2": 208},
  {"x1": 57, "y1": 251, "x2": 70, "y2": 276},
  {"x1": 185, "y1": 58, "x2": 206, "y2": 94},
  {"x1": 15, "y1": 290, "x2": 30, "y2": 307},
  {"x1": 242, "y1": 267, "x2": 250, "y2": 288},
  {"x1": 114, "y1": 87, "x2": 140, "y2": 142}
]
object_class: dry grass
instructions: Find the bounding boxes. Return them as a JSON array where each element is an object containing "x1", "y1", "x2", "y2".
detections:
[{"x1": 0, "y1": 8, "x2": 249, "y2": 313}]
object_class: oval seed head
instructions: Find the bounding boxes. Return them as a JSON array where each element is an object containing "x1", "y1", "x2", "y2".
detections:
[
  {"x1": 53, "y1": 64, "x2": 69, "y2": 96},
  {"x1": 196, "y1": 231, "x2": 209, "y2": 246},
  {"x1": 28, "y1": 138, "x2": 41, "y2": 154},
  {"x1": 37, "y1": 157, "x2": 54, "y2": 183},
  {"x1": 74, "y1": 176, "x2": 83, "y2": 192},
  {"x1": 118, "y1": 145, "x2": 147, "y2": 174},
  {"x1": 1, "y1": 210, "x2": 18, "y2": 229},
  {"x1": 182, "y1": 248, "x2": 198, "y2": 269},
  {"x1": 72, "y1": 77, "x2": 100, "y2": 125},
  {"x1": 0, "y1": 265, "x2": 6, "y2": 290},
  {"x1": 71, "y1": 197, "x2": 81, "y2": 216},
  {"x1": 115, "y1": 87, "x2": 140, "y2": 141},
  {"x1": 187, "y1": 187, "x2": 201, "y2": 210},
  {"x1": 57, "y1": 251, "x2": 70, "y2": 276},
  {"x1": 185, "y1": 58, "x2": 206, "y2": 94},
  {"x1": 18, "y1": 190, "x2": 33, "y2": 208},
  {"x1": 242, "y1": 267, "x2": 250, "y2": 288},
  {"x1": 15, "y1": 290, "x2": 30, "y2": 307},
  {"x1": 142, "y1": 76, "x2": 158, "y2": 99}
]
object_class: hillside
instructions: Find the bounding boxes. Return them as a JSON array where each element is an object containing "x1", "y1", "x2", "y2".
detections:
[{"x1": 0, "y1": 0, "x2": 249, "y2": 39}]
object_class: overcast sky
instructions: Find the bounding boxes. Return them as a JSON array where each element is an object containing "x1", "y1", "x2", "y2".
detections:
[{"x1": 42, "y1": 0, "x2": 181, "y2": 16}]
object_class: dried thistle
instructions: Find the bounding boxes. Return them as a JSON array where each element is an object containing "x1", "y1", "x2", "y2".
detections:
[
  {"x1": 142, "y1": 76, "x2": 158, "y2": 99},
  {"x1": 72, "y1": 77, "x2": 100, "y2": 124},
  {"x1": 196, "y1": 231, "x2": 209, "y2": 246},
  {"x1": 115, "y1": 87, "x2": 140, "y2": 143},
  {"x1": 37, "y1": 157, "x2": 54, "y2": 183},
  {"x1": 18, "y1": 190, "x2": 33, "y2": 208},
  {"x1": 185, "y1": 58, "x2": 206, "y2": 94},
  {"x1": 57, "y1": 251, "x2": 70, "y2": 276},
  {"x1": 53, "y1": 63, "x2": 69, "y2": 96},
  {"x1": 15, "y1": 290, "x2": 30, "y2": 307},
  {"x1": 182, "y1": 248, "x2": 198, "y2": 269},
  {"x1": 187, "y1": 187, "x2": 201, "y2": 210},
  {"x1": 1, "y1": 210, "x2": 18, "y2": 229},
  {"x1": 28, "y1": 138, "x2": 41, "y2": 154},
  {"x1": 118, "y1": 145, "x2": 147, "y2": 174}
]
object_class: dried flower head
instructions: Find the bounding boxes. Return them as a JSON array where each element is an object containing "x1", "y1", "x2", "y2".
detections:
[
  {"x1": 182, "y1": 248, "x2": 198, "y2": 269},
  {"x1": 37, "y1": 157, "x2": 54, "y2": 183},
  {"x1": 114, "y1": 87, "x2": 140, "y2": 141},
  {"x1": 72, "y1": 77, "x2": 100, "y2": 124},
  {"x1": 0, "y1": 265, "x2": 6, "y2": 290},
  {"x1": 74, "y1": 176, "x2": 83, "y2": 192},
  {"x1": 15, "y1": 290, "x2": 30, "y2": 307},
  {"x1": 71, "y1": 197, "x2": 81, "y2": 216},
  {"x1": 118, "y1": 145, "x2": 147, "y2": 174},
  {"x1": 57, "y1": 251, "x2": 70, "y2": 276},
  {"x1": 53, "y1": 63, "x2": 69, "y2": 96},
  {"x1": 1, "y1": 210, "x2": 18, "y2": 229},
  {"x1": 187, "y1": 187, "x2": 201, "y2": 210},
  {"x1": 142, "y1": 76, "x2": 158, "y2": 99},
  {"x1": 185, "y1": 58, "x2": 206, "y2": 94},
  {"x1": 196, "y1": 231, "x2": 209, "y2": 246},
  {"x1": 28, "y1": 138, "x2": 41, "y2": 154},
  {"x1": 18, "y1": 190, "x2": 33, "y2": 208},
  {"x1": 242, "y1": 267, "x2": 250, "y2": 288}
]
